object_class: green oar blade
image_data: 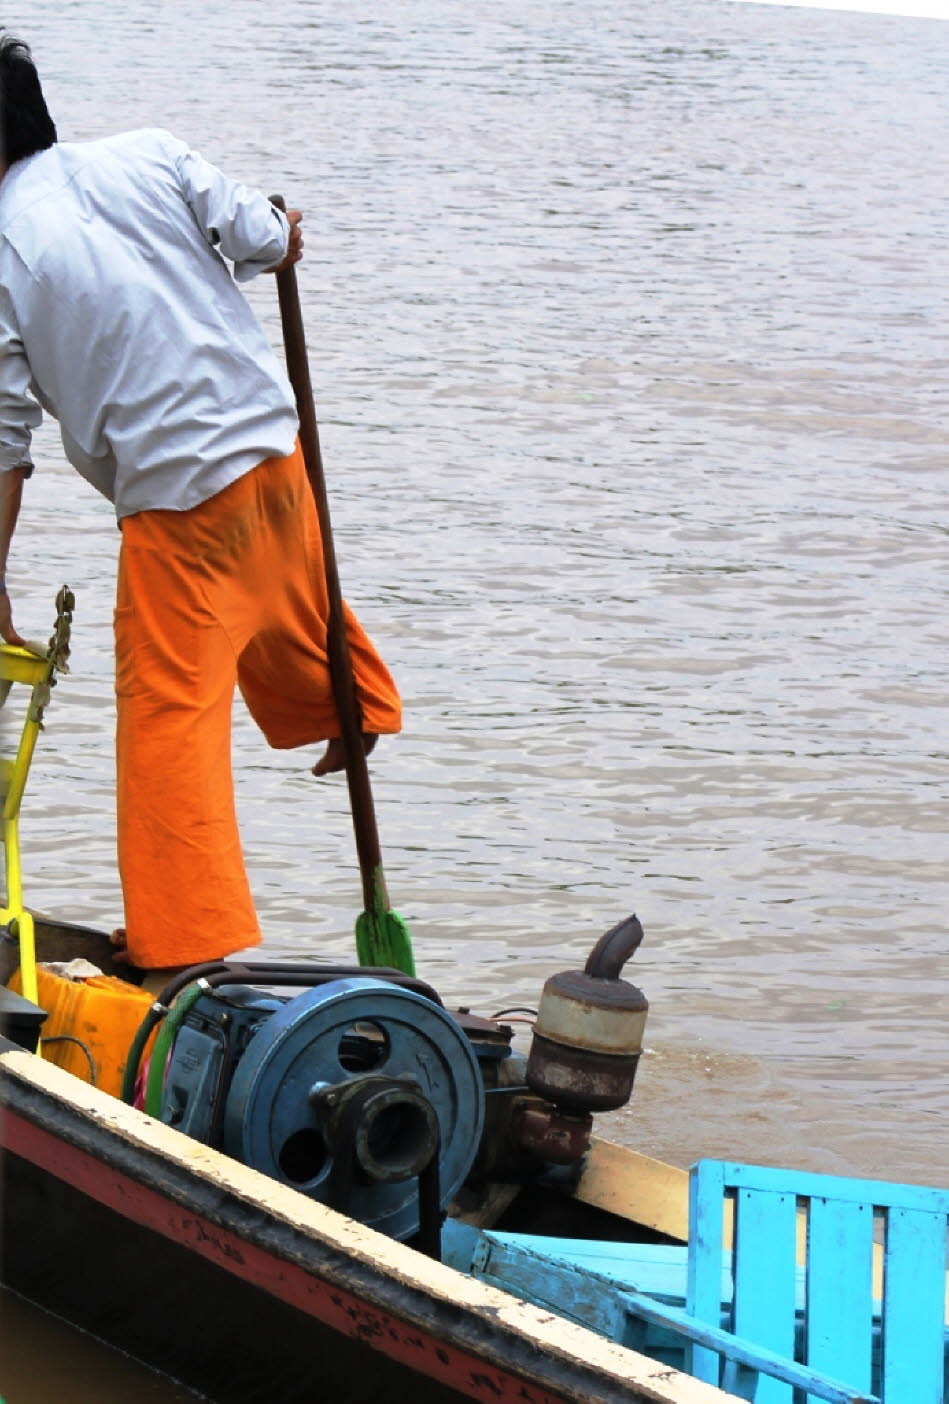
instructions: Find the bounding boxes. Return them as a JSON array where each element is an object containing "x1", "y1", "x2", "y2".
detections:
[{"x1": 355, "y1": 907, "x2": 415, "y2": 975}]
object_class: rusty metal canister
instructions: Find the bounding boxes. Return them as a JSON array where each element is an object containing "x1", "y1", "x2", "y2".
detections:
[{"x1": 525, "y1": 915, "x2": 648, "y2": 1113}]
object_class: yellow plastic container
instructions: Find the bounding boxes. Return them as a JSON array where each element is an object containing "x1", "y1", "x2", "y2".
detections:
[{"x1": 8, "y1": 965, "x2": 155, "y2": 1098}]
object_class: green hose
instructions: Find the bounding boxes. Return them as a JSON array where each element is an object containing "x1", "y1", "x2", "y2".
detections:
[
  {"x1": 120, "y1": 1003, "x2": 166, "y2": 1105},
  {"x1": 144, "y1": 980, "x2": 209, "y2": 1119}
]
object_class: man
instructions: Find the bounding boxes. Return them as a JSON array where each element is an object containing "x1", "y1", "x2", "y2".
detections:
[{"x1": 0, "y1": 34, "x2": 402, "y2": 977}]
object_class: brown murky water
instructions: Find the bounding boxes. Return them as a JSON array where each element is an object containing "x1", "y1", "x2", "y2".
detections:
[
  {"x1": 2, "y1": 0, "x2": 948, "y2": 1394},
  {"x1": 0, "y1": 1291, "x2": 202, "y2": 1402}
]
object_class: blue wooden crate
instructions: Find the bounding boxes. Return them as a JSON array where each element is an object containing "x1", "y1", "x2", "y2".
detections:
[
  {"x1": 443, "y1": 1224, "x2": 880, "y2": 1400},
  {"x1": 444, "y1": 1161, "x2": 949, "y2": 1403},
  {"x1": 683, "y1": 1162, "x2": 948, "y2": 1404}
]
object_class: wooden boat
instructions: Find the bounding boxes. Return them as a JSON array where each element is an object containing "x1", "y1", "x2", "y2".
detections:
[
  {"x1": 5, "y1": 937, "x2": 948, "y2": 1403},
  {"x1": 2, "y1": 624, "x2": 946, "y2": 1404}
]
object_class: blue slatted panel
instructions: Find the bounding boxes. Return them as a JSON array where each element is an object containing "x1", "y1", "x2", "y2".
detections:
[
  {"x1": 621, "y1": 1289, "x2": 880, "y2": 1404},
  {"x1": 686, "y1": 1163, "x2": 947, "y2": 1403},
  {"x1": 688, "y1": 1159, "x2": 726, "y2": 1385},
  {"x1": 806, "y1": 1196, "x2": 875, "y2": 1402},
  {"x1": 720, "y1": 1355, "x2": 759, "y2": 1400},
  {"x1": 880, "y1": 1207, "x2": 946, "y2": 1404},
  {"x1": 732, "y1": 1185, "x2": 798, "y2": 1404},
  {"x1": 717, "y1": 1164, "x2": 949, "y2": 1217}
]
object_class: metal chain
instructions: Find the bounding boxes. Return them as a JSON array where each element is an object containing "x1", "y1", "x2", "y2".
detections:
[
  {"x1": 47, "y1": 585, "x2": 75, "y2": 676},
  {"x1": 27, "y1": 585, "x2": 75, "y2": 727}
]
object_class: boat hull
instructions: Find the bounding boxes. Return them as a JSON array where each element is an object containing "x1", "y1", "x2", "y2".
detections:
[{"x1": 0, "y1": 1039, "x2": 724, "y2": 1404}]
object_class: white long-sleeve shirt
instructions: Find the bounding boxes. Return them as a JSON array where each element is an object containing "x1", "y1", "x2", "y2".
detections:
[{"x1": 0, "y1": 128, "x2": 299, "y2": 518}]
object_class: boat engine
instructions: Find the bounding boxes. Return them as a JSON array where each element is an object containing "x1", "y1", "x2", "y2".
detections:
[
  {"x1": 158, "y1": 975, "x2": 484, "y2": 1241},
  {"x1": 147, "y1": 915, "x2": 648, "y2": 1245}
]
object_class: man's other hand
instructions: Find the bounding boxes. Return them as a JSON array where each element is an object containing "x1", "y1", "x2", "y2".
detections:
[
  {"x1": 267, "y1": 210, "x2": 303, "y2": 274},
  {"x1": 0, "y1": 590, "x2": 27, "y2": 648}
]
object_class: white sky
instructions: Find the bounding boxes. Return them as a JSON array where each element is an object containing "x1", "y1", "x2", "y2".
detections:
[{"x1": 730, "y1": 0, "x2": 948, "y2": 18}]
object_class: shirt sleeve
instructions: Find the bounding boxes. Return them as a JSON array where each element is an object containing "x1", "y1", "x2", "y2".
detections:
[
  {"x1": 168, "y1": 135, "x2": 290, "y2": 283},
  {"x1": 0, "y1": 286, "x2": 41, "y2": 475}
]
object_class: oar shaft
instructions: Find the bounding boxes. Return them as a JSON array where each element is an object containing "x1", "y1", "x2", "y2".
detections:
[{"x1": 272, "y1": 198, "x2": 388, "y2": 913}]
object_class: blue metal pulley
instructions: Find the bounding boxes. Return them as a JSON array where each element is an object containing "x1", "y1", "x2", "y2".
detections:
[{"x1": 223, "y1": 978, "x2": 485, "y2": 1240}]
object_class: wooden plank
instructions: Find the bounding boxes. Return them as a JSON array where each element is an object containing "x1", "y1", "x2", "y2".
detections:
[
  {"x1": 464, "y1": 1231, "x2": 742, "y2": 1320},
  {"x1": 470, "y1": 1234, "x2": 628, "y2": 1339},
  {"x1": 881, "y1": 1207, "x2": 947, "y2": 1404},
  {"x1": 717, "y1": 1163, "x2": 949, "y2": 1217},
  {"x1": 806, "y1": 1197, "x2": 875, "y2": 1401},
  {"x1": 620, "y1": 1291, "x2": 879, "y2": 1404},
  {"x1": 731, "y1": 1186, "x2": 798, "y2": 1404},
  {"x1": 574, "y1": 1137, "x2": 689, "y2": 1241},
  {"x1": 719, "y1": 1356, "x2": 757, "y2": 1401},
  {"x1": 688, "y1": 1159, "x2": 727, "y2": 1385},
  {"x1": 473, "y1": 1236, "x2": 702, "y2": 1303},
  {"x1": 445, "y1": 1227, "x2": 722, "y2": 1377}
]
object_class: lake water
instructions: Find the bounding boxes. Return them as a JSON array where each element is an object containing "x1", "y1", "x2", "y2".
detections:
[{"x1": 1, "y1": 0, "x2": 947, "y2": 1395}]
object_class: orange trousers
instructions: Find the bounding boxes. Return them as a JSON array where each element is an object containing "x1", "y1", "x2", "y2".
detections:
[{"x1": 114, "y1": 443, "x2": 401, "y2": 969}]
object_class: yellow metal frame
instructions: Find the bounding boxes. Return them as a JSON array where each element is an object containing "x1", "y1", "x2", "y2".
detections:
[{"x1": 0, "y1": 589, "x2": 73, "y2": 1008}]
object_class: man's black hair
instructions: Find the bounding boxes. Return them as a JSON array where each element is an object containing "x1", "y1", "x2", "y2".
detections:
[{"x1": 0, "y1": 32, "x2": 57, "y2": 167}]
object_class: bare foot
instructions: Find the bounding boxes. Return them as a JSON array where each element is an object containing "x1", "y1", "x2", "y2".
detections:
[
  {"x1": 312, "y1": 733, "x2": 378, "y2": 777},
  {"x1": 109, "y1": 930, "x2": 193, "y2": 989},
  {"x1": 110, "y1": 927, "x2": 131, "y2": 966}
]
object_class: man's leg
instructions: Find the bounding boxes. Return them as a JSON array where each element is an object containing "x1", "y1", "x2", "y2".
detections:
[
  {"x1": 235, "y1": 445, "x2": 402, "y2": 756},
  {"x1": 114, "y1": 522, "x2": 262, "y2": 971}
]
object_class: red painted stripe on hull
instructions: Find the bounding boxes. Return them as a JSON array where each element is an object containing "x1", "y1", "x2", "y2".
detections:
[{"x1": 3, "y1": 1109, "x2": 567, "y2": 1404}]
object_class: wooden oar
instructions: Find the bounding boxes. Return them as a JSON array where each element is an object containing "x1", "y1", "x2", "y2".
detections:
[{"x1": 271, "y1": 196, "x2": 415, "y2": 975}]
